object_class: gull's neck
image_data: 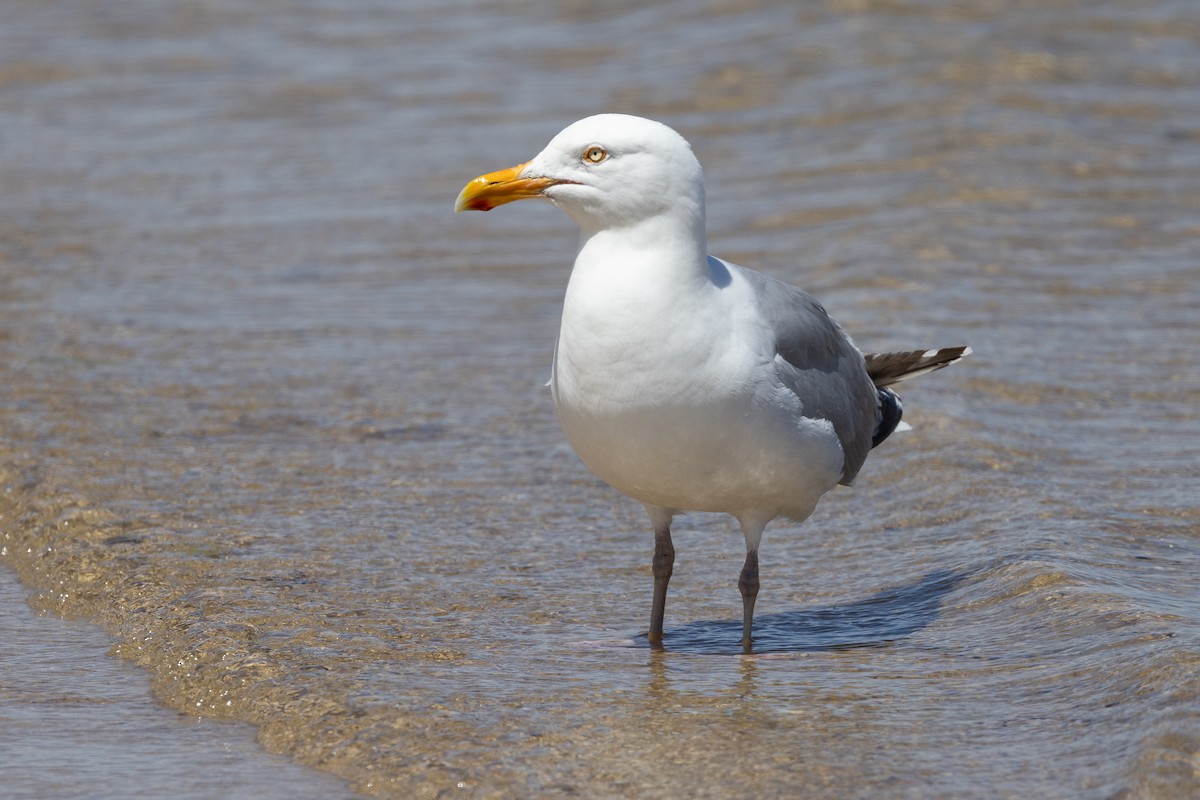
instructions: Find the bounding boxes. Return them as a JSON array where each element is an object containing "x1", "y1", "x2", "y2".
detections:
[{"x1": 573, "y1": 204, "x2": 710, "y2": 287}]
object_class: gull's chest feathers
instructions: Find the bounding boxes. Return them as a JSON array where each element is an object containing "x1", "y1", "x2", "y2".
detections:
[
  {"x1": 552, "y1": 252, "x2": 749, "y2": 412},
  {"x1": 548, "y1": 250, "x2": 843, "y2": 516}
]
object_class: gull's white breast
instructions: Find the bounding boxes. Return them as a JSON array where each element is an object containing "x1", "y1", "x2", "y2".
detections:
[{"x1": 550, "y1": 250, "x2": 844, "y2": 521}]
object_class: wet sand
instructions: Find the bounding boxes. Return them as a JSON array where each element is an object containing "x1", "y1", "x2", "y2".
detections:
[
  {"x1": 0, "y1": 567, "x2": 358, "y2": 799},
  {"x1": 2, "y1": 0, "x2": 1199, "y2": 797}
]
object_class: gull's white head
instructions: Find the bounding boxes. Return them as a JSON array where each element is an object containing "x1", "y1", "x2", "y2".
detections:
[{"x1": 455, "y1": 114, "x2": 704, "y2": 233}]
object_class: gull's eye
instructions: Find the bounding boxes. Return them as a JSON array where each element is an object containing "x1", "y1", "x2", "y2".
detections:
[{"x1": 583, "y1": 146, "x2": 608, "y2": 164}]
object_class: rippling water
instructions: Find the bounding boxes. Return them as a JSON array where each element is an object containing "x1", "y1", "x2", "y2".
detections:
[
  {"x1": 2, "y1": 1, "x2": 1198, "y2": 797},
  {"x1": 0, "y1": 569, "x2": 355, "y2": 799}
]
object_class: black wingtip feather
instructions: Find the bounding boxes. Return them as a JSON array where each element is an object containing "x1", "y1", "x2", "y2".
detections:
[{"x1": 872, "y1": 387, "x2": 903, "y2": 448}]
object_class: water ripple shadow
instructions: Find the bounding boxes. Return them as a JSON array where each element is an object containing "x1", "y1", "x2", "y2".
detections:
[{"x1": 650, "y1": 568, "x2": 972, "y2": 656}]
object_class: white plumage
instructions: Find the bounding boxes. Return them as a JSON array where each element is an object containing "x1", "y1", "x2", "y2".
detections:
[{"x1": 456, "y1": 114, "x2": 968, "y2": 649}]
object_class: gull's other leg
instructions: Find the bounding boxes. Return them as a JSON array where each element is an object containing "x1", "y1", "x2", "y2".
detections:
[
  {"x1": 648, "y1": 524, "x2": 674, "y2": 646},
  {"x1": 735, "y1": 514, "x2": 771, "y2": 652},
  {"x1": 738, "y1": 548, "x2": 759, "y2": 652}
]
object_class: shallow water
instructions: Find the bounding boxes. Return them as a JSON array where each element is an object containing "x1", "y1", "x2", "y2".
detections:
[
  {"x1": 2, "y1": 0, "x2": 1198, "y2": 797},
  {"x1": 0, "y1": 568, "x2": 357, "y2": 799}
]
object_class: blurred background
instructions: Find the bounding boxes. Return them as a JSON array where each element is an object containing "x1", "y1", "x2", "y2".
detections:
[{"x1": 2, "y1": 1, "x2": 1198, "y2": 798}]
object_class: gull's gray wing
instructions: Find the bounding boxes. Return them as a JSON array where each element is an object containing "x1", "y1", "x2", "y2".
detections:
[{"x1": 739, "y1": 267, "x2": 879, "y2": 485}]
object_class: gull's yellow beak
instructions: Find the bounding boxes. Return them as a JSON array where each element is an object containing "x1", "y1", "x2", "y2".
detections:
[{"x1": 454, "y1": 161, "x2": 562, "y2": 212}]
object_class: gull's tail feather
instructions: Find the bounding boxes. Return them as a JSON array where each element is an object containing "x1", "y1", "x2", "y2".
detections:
[
  {"x1": 866, "y1": 346, "x2": 970, "y2": 450},
  {"x1": 864, "y1": 346, "x2": 971, "y2": 389}
]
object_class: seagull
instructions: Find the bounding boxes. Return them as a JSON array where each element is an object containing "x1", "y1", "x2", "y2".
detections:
[{"x1": 455, "y1": 114, "x2": 969, "y2": 651}]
